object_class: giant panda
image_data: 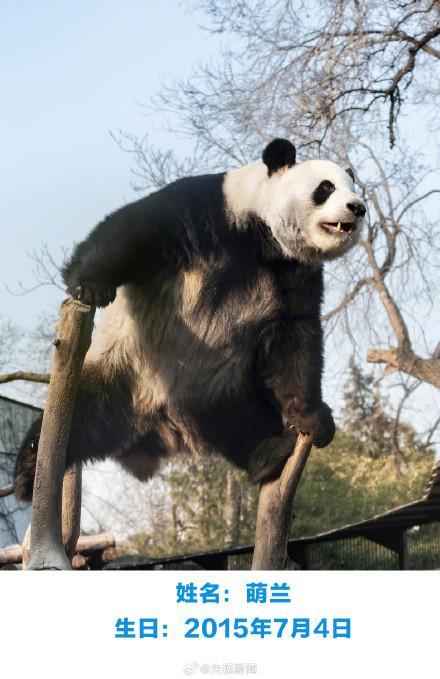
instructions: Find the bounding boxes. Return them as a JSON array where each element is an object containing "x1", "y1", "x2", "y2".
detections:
[{"x1": 14, "y1": 138, "x2": 365, "y2": 501}]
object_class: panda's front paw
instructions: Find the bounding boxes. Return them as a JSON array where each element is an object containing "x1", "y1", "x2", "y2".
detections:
[
  {"x1": 248, "y1": 431, "x2": 297, "y2": 483},
  {"x1": 288, "y1": 402, "x2": 335, "y2": 448},
  {"x1": 67, "y1": 280, "x2": 117, "y2": 308}
]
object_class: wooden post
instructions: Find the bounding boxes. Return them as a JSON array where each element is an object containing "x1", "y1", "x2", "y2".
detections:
[
  {"x1": 26, "y1": 299, "x2": 94, "y2": 570},
  {"x1": 62, "y1": 462, "x2": 82, "y2": 561},
  {"x1": 21, "y1": 464, "x2": 82, "y2": 569},
  {"x1": 252, "y1": 433, "x2": 312, "y2": 570}
]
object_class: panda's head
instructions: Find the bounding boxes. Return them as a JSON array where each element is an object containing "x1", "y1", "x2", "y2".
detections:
[{"x1": 224, "y1": 138, "x2": 366, "y2": 264}]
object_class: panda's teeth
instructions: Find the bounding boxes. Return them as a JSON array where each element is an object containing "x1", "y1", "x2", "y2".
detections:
[{"x1": 336, "y1": 222, "x2": 342, "y2": 232}]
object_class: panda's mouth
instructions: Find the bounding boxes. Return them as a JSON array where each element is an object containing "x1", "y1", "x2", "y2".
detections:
[{"x1": 320, "y1": 221, "x2": 354, "y2": 236}]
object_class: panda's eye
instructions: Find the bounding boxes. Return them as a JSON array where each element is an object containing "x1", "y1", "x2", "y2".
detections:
[
  {"x1": 320, "y1": 180, "x2": 335, "y2": 193},
  {"x1": 312, "y1": 180, "x2": 335, "y2": 206}
]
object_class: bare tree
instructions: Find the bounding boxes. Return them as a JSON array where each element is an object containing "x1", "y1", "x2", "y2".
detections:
[
  {"x1": 169, "y1": 0, "x2": 440, "y2": 154},
  {"x1": 123, "y1": 0, "x2": 439, "y2": 403},
  {"x1": 224, "y1": 469, "x2": 242, "y2": 546},
  {"x1": 321, "y1": 128, "x2": 440, "y2": 389}
]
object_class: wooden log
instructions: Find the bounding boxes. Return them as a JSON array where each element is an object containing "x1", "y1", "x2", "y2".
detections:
[
  {"x1": 102, "y1": 546, "x2": 118, "y2": 563},
  {"x1": 22, "y1": 524, "x2": 31, "y2": 568},
  {"x1": 76, "y1": 532, "x2": 115, "y2": 554},
  {"x1": 0, "y1": 544, "x2": 22, "y2": 565},
  {"x1": 252, "y1": 433, "x2": 312, "y2": 570},
  {"x1": 2, "y1": 532, "x2": 116, "y2": 565},
  {"x1": 27, "y1": 298, "x2": 95, "y2": 570},
  {"x1": 71, "y1": 554, "x2": 87, "y2": 569},
  {"x1": 62, "y1": 462, "x2": 82, "y2": 561}
]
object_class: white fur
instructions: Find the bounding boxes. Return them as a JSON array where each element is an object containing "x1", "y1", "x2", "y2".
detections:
[
  {"x1": 223, "y1": 159, "x2": 364, "y2": 264},
  {"x1": 84, "y1": 287, "x2": 169, "y2": 413},
  {"x1": 83, "y1": 265, "x2": 278, "y2": 415}
]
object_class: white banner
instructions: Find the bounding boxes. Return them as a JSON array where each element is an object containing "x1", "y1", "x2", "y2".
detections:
[{"x1": 0, "y1": 571, "x2": 437, "y2": 678}]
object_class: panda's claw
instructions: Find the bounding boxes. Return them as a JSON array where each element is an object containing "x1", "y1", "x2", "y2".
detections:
[
  {"x1": 74, "y1": 285, "x2": 84, "y2": 301},
  {"x1": 67, "y1": 282, "x2": 116, "y2": 308}
]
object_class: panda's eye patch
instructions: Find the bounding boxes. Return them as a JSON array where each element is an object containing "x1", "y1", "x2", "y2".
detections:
[{"x1": 312, "y1": 180, "x2": 336, "y2": 206}]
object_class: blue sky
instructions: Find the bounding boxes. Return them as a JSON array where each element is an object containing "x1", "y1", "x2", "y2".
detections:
[
  {"x1": 1, "y1": 2, "x2": 438, "y2": 443},
  {"x1": 1, "y1": 1, "x2": 217, "y2": 323}
]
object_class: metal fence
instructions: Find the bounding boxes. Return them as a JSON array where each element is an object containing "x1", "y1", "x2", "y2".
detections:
[
  {"x1": 406, "y1": 523, "x2": 440, "y2": 569},
  {"x1": 107, "y1": 520, "x2": 440, "y2": 571}
]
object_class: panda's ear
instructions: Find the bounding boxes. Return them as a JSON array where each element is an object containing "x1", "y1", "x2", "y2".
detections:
[
  {"x1": 262, "y1": 138, "x2": 296, "y2": 177},
  {"x1": 345, "y1": 167, "x2": 355, "y2": 183}
]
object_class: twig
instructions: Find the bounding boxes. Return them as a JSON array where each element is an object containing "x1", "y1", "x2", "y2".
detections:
[{"x1": 0, "y1": 483, "x2": 14, "y2": 498}]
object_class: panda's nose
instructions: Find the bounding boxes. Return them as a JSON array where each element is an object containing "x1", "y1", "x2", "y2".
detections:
[{"x1": 347, "y1": 201, "x2": 366, "y2": 217}]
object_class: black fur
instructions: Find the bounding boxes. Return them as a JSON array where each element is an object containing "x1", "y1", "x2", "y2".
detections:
[
  {"x1": 262, "y1": 138, "x2": 296, "y2": 177},
  {"x1": 14, "y1": 166, "x2": 335, "y2": 501},
  {"x1": 312, "y1": 180, "x2": 335, "y2": 206}
]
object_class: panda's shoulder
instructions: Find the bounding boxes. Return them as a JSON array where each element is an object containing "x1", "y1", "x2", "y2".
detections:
[
  {"x1": 150, "y1": 172, "x2": 226, "y2": 208},
  {"x1": 115, "y1": 172, "x2": 227, "y2": 224}
]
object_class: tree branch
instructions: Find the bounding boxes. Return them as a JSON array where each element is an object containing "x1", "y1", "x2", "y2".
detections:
[
  {"x1": 363, "y1": 241, "x2": 412, "y2": 351},
  {"x1": 322, "y1": 276, "x2": 372, "y2": 322},
  {"x1": 0, "y1": 371, "x2": 50, "y2": 385},
  {"x1": 367, "y1": 348, "x2": 440, "y2": 389},
  {"x1": 0, "y1": 483, "x2": 14, "y2": 498}
]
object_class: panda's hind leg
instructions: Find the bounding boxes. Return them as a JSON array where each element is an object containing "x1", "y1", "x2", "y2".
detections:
[
  {"x1": 14, "y1": 360, "x2": 135, "y2": 502},
  {"x1": 112, "y1": 411, "x2": 184, "y2": 482},
  {"x1": 14, "y1": 415, "x2": 42, "y2": 502},
  {"x1": 179, "y1": 384, "x2": 296, "y2": 484},
  {"x1": 112, "y1": 431, "x2": 168, "y2": 482}
]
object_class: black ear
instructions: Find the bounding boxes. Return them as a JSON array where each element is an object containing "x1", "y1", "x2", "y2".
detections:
[
  {"x1": 345, "y1": 167, "x2": 355, "y2": 182},
  {"x1": 262, "y1": 138, "x2": 296, "y2": 177}
]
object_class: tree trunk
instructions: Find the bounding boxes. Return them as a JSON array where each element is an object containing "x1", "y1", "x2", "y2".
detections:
[
  {"x1": 225, "y1": 470, "x2": 241, "y2": 547},
  {"x1": 252, "y1": 433, "x2": 312, "y2": 570},
  {"x1": 367, "y1": 347, "x2": 440, "y2": 388}
]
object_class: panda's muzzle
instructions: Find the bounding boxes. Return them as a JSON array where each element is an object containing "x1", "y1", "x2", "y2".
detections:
[{"x1": 320, "y1": 221, "x2": 355, "y2": 236}]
